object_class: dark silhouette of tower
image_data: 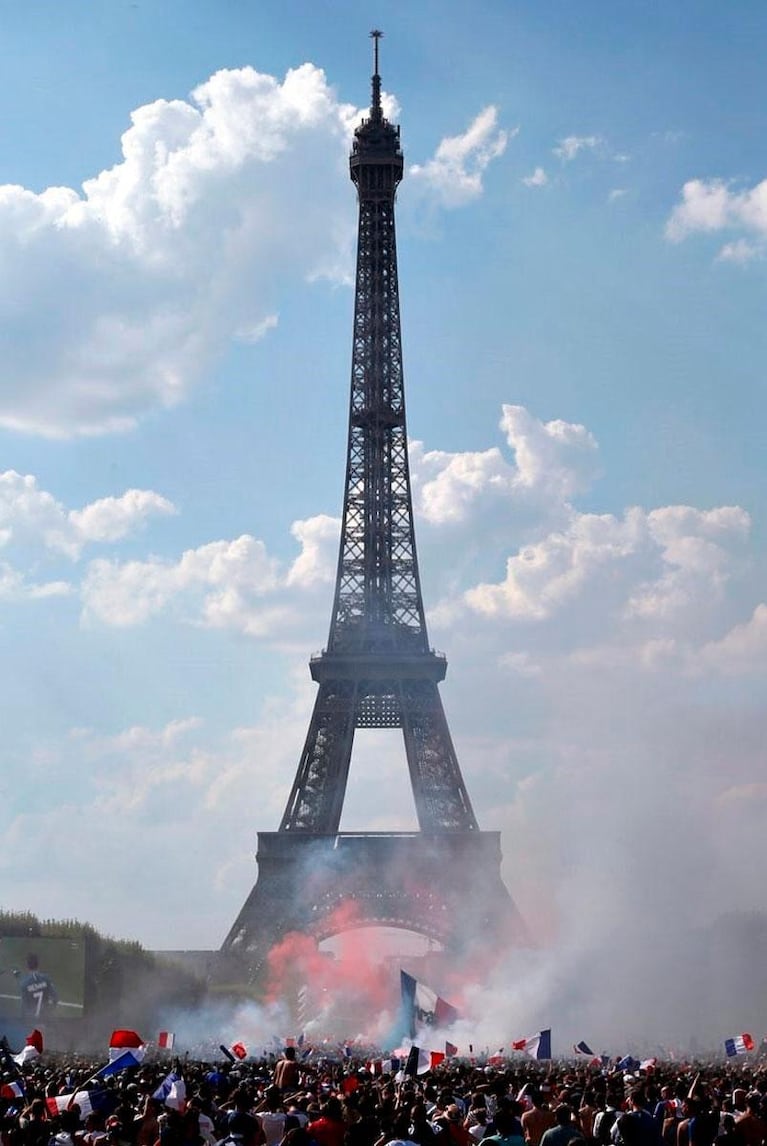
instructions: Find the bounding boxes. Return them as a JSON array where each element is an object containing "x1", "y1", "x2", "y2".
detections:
[{"x1": 223, "y1": 34, "x2": 523, "y2": 979}]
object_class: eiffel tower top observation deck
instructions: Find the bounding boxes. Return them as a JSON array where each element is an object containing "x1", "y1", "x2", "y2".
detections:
[{"x1": 222, "y1": 37, "x2": 521, "y2": 972}]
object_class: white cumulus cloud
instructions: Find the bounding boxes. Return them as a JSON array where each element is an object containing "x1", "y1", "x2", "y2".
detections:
[
  {"x1": 465, "y1": 503, "x2": 749, "y2": 626},
  {"x1": 82, "y1": 535, "x2": 281, "y2": 630},
  {"x1": 666, "y1": 175, "x2": 767, "y2": 258},
  {"x1": 553, "y1": 134, "x2": 602, "y2": 162},
  {"x1": 0, "y1": 65, "x2": 497, "y2": 438},
  {"x1": 410, "y1": 405, "x2": 599, "y2": 526},
  {"x1": 523, "y1": 167, "x2": 548, "y2": 188},
  {"x1": 0, "y1": 470, "x2": 175, "y2": 558},
  {"x1": 410, "y1": 107, "x2": 510, "y2": 207}
]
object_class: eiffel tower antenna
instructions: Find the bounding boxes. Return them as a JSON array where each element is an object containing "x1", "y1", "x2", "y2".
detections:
[
  {"x1": 222, "y1": 36, "x2": 524, "y2": 981},
  {"x1": 370, "y1": 29, "x2": 383, "y2": 116}
]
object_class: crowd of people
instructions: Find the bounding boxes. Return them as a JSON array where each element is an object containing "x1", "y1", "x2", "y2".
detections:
[{"x1": 3, "y1": 1044, "x2": 767, "y2": 1146}]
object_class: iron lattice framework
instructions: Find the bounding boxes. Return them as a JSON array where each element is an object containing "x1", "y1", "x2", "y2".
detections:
[{"x1": 223, "y1": 35, "x2": 522, "y2": 977}]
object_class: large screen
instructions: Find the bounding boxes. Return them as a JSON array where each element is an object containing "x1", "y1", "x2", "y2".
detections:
[{"x1": 0, "y1": 937, "x2": 85, "y2": 1020}]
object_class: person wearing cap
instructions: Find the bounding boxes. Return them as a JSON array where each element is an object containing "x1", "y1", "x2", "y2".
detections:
[{"x1": 432, "y1": 1105, "x2": 472, "y2": 1146}]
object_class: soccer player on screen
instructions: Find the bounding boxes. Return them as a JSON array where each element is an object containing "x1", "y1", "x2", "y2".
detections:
[{"x1": 16, "y1": 953, "x2": 58, "y2": 1018}]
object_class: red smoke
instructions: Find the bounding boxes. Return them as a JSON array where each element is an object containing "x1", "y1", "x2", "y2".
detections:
[{"x1": 265, "y1": 902, "x2": 401, "y2": 1038}]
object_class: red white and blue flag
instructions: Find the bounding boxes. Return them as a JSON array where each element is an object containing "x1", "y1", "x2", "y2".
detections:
[
  {"x1": 12, "y1": 1029, "x2": 44, "y2": 1066},
  {"x1": 153, "y1": 1071, "x2": 186, "y2": 1111},
  {"x1": 400, "y1": 970, "x2": 458, "y2": 1038},
  {"x1": 366, "y1": 1057, "x2": 400, "y2": 1076},
  {"x1": 512, "y1": 1029, "x2": 552, "y2": 1060},
  {"x1": 157, "y1": 1031, "x2": 175, "y2": 1051},
  {"x1": 109, "y1": 1030, "x2": 146, "y2": 1063},
  {"x1": 46, "y1": 1089, "x2": 116, "y2": 1119},
  {"x1": 724, "y1": 1033, "x2": 754, "y2": 1057},
  {"x1": 403, "y1": 1045, "x2": 432, "y2": 1076}
]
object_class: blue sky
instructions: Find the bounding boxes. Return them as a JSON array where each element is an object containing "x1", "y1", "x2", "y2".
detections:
[{"x1": 0, "y1": 1, "x2": 766, "y2": 1032}]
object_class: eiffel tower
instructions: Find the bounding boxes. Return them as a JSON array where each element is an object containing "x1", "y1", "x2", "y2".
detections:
[{"x1": 222, "y1": 34, "x2": 524, "y2": 980}]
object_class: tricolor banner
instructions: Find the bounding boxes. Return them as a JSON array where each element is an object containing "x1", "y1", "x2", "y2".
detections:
[
  {"x1": 400, "y1": 970, "x2": 458, "y2": 1038},
  {"x1": 512, "y1": 1029, "x2": 552, "y2": 1060},
  {"x1": 157, "y1": 1031, "x2": 175, "y2": 1051},
  {"x1": 153, "y1": 1071, "x2": 186, "y2": 1112},
  {"x1": 725, "y1": 1033, "x2": 754, "y2": 1057},
  {"x1": 108, "y1": 1030, "x2": 145, "y2": 1063}
]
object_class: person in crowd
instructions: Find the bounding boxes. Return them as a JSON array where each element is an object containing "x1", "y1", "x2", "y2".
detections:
[
  {"x1": 540, "y1": 1106, "x2": 584, "y2": 1146},
  {"x1": 522, "y1": 1093, "x2": 557, "y2": 1146}
]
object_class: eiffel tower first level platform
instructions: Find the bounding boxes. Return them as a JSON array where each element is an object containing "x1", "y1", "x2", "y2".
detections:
[
  {"x1": 222, "y1": 34, "x2": 525, "y2": 980},
  {"x1": 223, "y1": 832, "x2": 519, "y2": 976}
]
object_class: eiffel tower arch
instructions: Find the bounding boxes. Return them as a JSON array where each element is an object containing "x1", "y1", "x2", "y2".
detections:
[{"x1": 222, "y1": 34, "x2": 525, "y2": 981}]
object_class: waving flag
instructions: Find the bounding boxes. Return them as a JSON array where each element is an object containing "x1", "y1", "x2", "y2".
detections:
[
  {"x1": 512, "y1": 1029, "x2": 552, "y2": 1060},
  {"x1": 725, "y1": 1033, "x2": 754, "y2": 1057},
  {"x1": 46, "y1": 1089, "x2": 117, "y2": 1119},
  {"x1": 157, "y1": 1031, "x2": 175, "y2": 1050},
  {"x1": 574, "y1": 1041, "x2": 594, "y2": 1056},
  {"x1": 109, "y1": 1030, "x2": 145, "y2": 1062},
  {"x1": 403, "y1": 1045, "x2": 431, "y2": 1076},
  {"x1": 445, "y1": 1041, "x2": 458, "y2": 1058},
  {"x1": 230, "y1": 1041, "x2": 247, "y2": 1060},
  {"x1": 366, "y1": 1057, "x2": 400, "y2": 1075},
  {"x1": 401, "y1": 970, "x2": 458, "y2": 1038},
  {"x1": 1, "y1": 1081, "x2": 24, "y2": 1100},
  {"x1": 154, "y1": 1071, "x2": 186, "y2": 1111},
  {"x1": 97, "y1": 1049, "x2": 143, "y2": 1077},
  {"x1": 11, "y1": 1028, "x2": 44, "y2": 1067}
]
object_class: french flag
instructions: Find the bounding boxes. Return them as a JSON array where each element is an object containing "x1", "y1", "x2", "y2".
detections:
[
  {"x1": 108, "y1": 1030, "x2": 146, "y2": 1063},
  {"x1": 46, "y1": 1090, "x2": 112, "y2": 1119},
  {"x1": 367, "y1": 1057, "x2": 400, "y2": 1076},
  {"x1": 725, "y1": 1033, "x2": 754, "y2": 1057},
  {"x1": 1, "y1": 1081, "x2": 24, "y2": 1100},
  {"x1": 573, "y1": 1041, "x2": 594, "y2": 1056},
  {"x1": 13, "y1": 1028, "x2": 44, "y2": 1066},
  {"x1": 97, "y1": 1050, "x2": 143, "y2": 1077},
  {"x1": 403, "y1": 1045, "x2": 432, "y2": 1076},
  {"x1": 157, "y1": 1031, "x2": 175, "y2": 1051},
  {"x1": 400, "y1": 971, "x2": 458, "y2": 1038},
  {"x1": 512, "y1": 1029, "x2": 552, "y2": 1060},
  {"x1": 153, "y1": 1071, "x2": 186, "y2": 1112}
]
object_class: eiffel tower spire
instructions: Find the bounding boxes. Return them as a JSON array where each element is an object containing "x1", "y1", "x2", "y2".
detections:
[{"x1": 222, "y1": 38, "x2": 522, "y2": 977}]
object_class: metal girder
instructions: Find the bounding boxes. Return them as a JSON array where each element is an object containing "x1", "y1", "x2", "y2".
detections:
[{"x1": 222, "y1": 48, "x2": 522, "y2": 973}]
